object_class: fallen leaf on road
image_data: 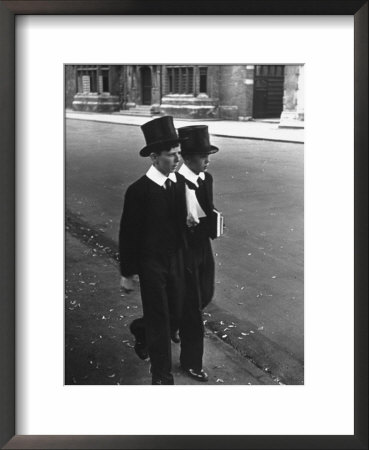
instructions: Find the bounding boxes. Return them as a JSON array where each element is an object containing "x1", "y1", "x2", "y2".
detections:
[
  {"x1": 241, "y1": 332, "x2": 249, "y2": 336},
  {"x1": 216, "y1": 379, "x2": 224, "y2": 383},
  {"x1": 222, "y1": 334, "x2": 227, "y2": 339},
  {"x1": 272, "y1": 275, "x2": 277, "y2": 279},
  {"x1": 107, "y1": 373, "x2": 116, "y2": 378},
  {"x1": 238, "y1": 337, "x2": 243, "y2": 340},
  {"x1": 257, "y1": 326, "x2": 264, "y2": 331},
  {"x1": 250, "y1": 330, "x2": 255, "y2": 334}
]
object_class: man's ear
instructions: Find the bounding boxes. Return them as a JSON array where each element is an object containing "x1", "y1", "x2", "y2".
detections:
[{"x1": 149, "y1": 152, "x2": 157, "y2": 164}]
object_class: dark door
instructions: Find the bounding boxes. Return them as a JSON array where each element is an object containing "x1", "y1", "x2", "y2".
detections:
[
  {"x1": 253, "y1": 65, "x2": 284, "y2": 118},
  {"x1": 141, "y1": 67, "x2": 152, "y2": 105}
]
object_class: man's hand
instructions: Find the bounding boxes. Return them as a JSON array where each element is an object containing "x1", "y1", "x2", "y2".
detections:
[{"x1": 120, "y1": 275, "x2": 135, "y2": 293}]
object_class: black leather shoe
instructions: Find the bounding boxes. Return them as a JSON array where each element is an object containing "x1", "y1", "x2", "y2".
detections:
[
  {"x1": 134, "y1": 341, "x2": 149, "y2": 361},
  {"x1": 129, "y1": 319, "x2": 149, "y2": 360},
  {"x1": 171, "y1": 330, "x2": 180, "y2": 343},
  {"x1": 181, "y1": 367, "x2": 209, "y2": 382},
  {"x1": 152, "y1": 376, "x2": 174, "y2": 385}
]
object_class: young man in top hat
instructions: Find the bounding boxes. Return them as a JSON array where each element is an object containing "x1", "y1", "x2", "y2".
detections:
[
  {"x1": 177, "y1": 125, "x2": 219, "y2": 382},
  {"x1": 119, "y1": 115, "x2": 188, "y2": 385}
]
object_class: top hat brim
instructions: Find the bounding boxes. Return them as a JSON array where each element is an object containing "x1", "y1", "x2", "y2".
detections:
[
  {"x1": 181, "y1": 144, "x2": 219, "y2": 155},
  {"x1": 139, "y1": 137, "x2": 184, "y2": 157}
]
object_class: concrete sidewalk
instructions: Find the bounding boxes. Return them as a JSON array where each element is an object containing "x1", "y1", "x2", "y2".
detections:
[
  {"x1": 66, "y1": 110, "x2": 304, "y2": 144},
  {"x1": 65, "y1": 232, "x2": 279, "y2": 385}
]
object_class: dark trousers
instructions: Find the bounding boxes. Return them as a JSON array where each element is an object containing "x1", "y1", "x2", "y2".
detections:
[
  {"x1": 179, "y1": 238, "x2": 215, "y2": 371},
  {"x1": 138, "y1": 250, "x2": 185, "y2": 381}
]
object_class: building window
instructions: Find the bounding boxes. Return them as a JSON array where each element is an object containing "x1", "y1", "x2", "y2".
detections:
[
  {"x1": 77, "y1": 66, "x2": 110, "y2": 93},
  {"x1": 199, "y1": 67, "x2": 208, "y2": 93},
  {"x1": 167, "y1": 66, "x2": 194, "y2": 94}
]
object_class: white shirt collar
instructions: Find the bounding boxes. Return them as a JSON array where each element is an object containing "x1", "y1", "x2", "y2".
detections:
[
  {"x1": 145, "y1": 165, "x2": 177, "y2": 187},
  {"x1": 178, "y1": 163, "x2": 205, "y2": 187}
]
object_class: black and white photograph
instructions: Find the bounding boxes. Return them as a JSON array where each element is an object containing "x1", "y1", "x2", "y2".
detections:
[{"x1": 65, "y1": 64, "x2": 304, "y2": 386}]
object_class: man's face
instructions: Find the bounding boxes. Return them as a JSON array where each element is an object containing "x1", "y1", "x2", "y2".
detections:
[
  {"x1": 185, "y1": 154, "x2": 210, "y2": 174},
  {"x1": 151, "y1": 146, "x2": 181, "y2": 176}
]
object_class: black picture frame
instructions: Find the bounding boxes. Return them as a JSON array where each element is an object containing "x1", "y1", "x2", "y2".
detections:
[{"x1": 0, "y1": 1, "x2": 367, "y2": 449}]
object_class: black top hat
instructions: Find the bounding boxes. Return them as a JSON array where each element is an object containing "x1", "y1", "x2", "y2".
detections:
[
  {"x1": 140, "y1": 116, "x2": 183, "y2": 157},
  {"x1": 178, "y1": 125, "x2": 219, "y2": 155}
]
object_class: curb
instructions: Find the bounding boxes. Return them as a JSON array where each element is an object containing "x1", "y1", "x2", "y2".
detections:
[
  {"x1": 211, "y1": 133, "x2": 303, "y2": 145},
  {"x1": 66, "y1": 115, "x2": 304, "y2": 145}
]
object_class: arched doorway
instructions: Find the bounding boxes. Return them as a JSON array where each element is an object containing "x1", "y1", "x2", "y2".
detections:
[
  {"x1": 253, "y1": 65, "x2": 284, "y2": 118},
  {"x1": 140, "y1": 66, "x2": 152, "y2": 105}
]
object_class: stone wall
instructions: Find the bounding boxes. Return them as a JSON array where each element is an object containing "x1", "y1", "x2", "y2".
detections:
[
  {"x1": 65, "y1": 65, "x2": 77, "y2": 109},
  {"x1": 218, "y1": 65, "x2": 251, "y2": 119}
]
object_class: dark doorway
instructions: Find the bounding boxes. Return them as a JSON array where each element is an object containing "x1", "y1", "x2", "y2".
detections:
[
  {"x1": 253, "y1": 65, "x2": 284, "y2": 118},
  {"x1": 141, "y1": 67, "x2": 152, "y2": 105}
]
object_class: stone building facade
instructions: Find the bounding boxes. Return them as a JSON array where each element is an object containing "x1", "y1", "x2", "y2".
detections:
[{"x1": 65, "y1": 64, "x2": 304, "y2": 126}]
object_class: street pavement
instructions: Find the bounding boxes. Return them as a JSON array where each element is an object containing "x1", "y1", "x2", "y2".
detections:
[
  {"x1": 66, "y1": 110, "x2": 304, "y2": 144},
  {"x1": 65, "y1": 117, "x2": 304, "y2": 385}
]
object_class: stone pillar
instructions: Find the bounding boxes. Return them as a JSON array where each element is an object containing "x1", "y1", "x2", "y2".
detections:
[
  {"x1": 279, "y1": 65, "x2": 304, "y2": 128},
  {"x1": 296, "y1": 65, "x2": 305, "y2": 120},
  {"x1": 150, "y1": 66, "x2": 162, "y2": 114},
  {"x1": 193, "y1": 66, "x2": 200, "y2": 97},
  {"x1": 244, "y1": 65, "x2": 255, "y2": 119},
  {"x1": 127, "y1": 66, "x2": 137, "y2": 108},
  {"x1": 151, "y1": 65, "x2": 160, "y2": 104}
]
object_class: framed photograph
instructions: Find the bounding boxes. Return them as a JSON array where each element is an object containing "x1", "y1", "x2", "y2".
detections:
[{"x1": 0, "y1": 1, "x2": 367, "y2": 449}]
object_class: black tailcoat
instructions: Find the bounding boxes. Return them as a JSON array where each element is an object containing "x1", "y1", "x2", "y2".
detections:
[
  {"x1": 180, "y1": 171, "x2": 216, "y2": 371},
  {"x1": 119, "y1": 172, "x2": 188, "y2": 381},
  {"x1": 119, "y1": 172, "x2": 187, "y2": 277}
]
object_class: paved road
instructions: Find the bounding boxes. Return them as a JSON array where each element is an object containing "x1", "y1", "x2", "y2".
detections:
[{"x1": 66, "y1": 118, "x2": 304, "y2": 384}]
